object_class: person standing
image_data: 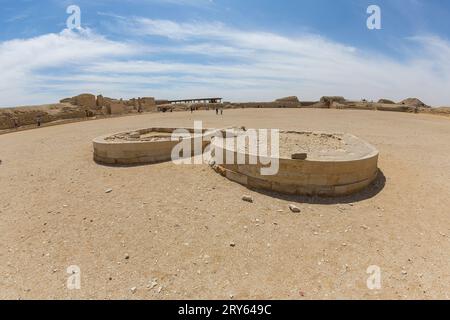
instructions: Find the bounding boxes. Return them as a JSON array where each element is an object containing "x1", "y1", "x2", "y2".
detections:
[
  {"x1": 36, "y1": 115, "x2": 42, "y2": 127},
  {"x1": 138, "y1": 98, "x2": 143, "y2": 113}
]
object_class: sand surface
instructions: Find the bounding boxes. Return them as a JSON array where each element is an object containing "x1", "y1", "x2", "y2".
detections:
[
  {"x1": 277, "y1": 132, "x2": 344, "y2": 159},
  {"x1": 1, "y1": 108, "x2": 450, "y2": 300},
  {"x1": 224, "y1": 131, "x2": 346, "y2": 160}
]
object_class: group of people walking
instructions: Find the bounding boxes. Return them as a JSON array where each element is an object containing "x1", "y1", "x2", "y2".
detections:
[{"x1": 188, "y1": 105, "x2": 224, "y2": 115}]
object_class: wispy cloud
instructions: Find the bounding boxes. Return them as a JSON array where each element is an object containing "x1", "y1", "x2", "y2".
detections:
[
  {"x1": 5, "y1": 13, "x2": 30, "y2": 23},
  {"x1": 0, "y1": 27, "x2": 140, "y2": 106},
  {"x1": 1, "y1": 16, "x2": 450, "y2": 107}
]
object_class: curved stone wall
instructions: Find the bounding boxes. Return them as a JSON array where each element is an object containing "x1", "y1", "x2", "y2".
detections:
[
  {"x1": 93, "y1": 128, "x2": 379, "y2": 197},
  {"x1": 210, "y1": 131, "x2": 379, "y2": 197},
  {"x1": 93, "y1": 127, "x2": 211, "y2": 165}
]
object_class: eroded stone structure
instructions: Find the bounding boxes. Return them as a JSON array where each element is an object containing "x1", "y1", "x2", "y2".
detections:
[
  {"x1": 61, "y1": 94, "x2": 157, "y2": 115},
  {"x1": 93, "y1": 127, "x2": 379, "y2": 197},
  {"x1": 210, "y1": 130, "x2": 379, "y2": 197},
  {"x1": 93, "y1": 127, "x2": 212, "y2": 165}
]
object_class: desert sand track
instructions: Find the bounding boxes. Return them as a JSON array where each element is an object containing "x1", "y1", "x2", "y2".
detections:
[{"x1": 1, "y1": 108, "x2": 449, "y2": 299}]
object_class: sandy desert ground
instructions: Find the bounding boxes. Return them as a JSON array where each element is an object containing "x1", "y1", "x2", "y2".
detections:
[{"x1": 1, "y1": 108, "x2": 449, "y2": 300}]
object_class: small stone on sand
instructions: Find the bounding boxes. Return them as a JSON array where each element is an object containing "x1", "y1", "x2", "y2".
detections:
[{"x1": 291, "y1": 153, "x2": 308, "y2": 160}]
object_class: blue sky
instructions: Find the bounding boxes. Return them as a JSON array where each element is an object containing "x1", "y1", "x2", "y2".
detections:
[{"x1": 1, "y1": 0, "x2": 450, "y2": 107}]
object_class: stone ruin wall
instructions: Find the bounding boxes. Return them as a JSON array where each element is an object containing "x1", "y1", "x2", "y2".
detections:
[
  {"x1": 92, "y1": 128, "x2": 380, "y2": 197},
  {"x1": 2, "y1": 93, "x2": 449, "y2": 131},
  {"x1": 0, "y1": 105, "x2": 86, "y2": 130},
  {"x1": 62, "y1": 94, "x2": 158, "y2": 115},
  {"x1": 0, "y1": 94, "x2": 158, "y2": 130}
]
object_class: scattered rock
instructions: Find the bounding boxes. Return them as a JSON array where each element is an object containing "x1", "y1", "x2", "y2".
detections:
[
  {"x1": 242, "y1": 195, "x2": 253, "y2": 203},
  {"x1": 229, "y1": 242, "x2": 236, "y2": 247},
  {"x1": 130, "y1": 287, "x2": 137, "y2": 294},
  {"x1": 105, "y1": 188, "x2": 113, "y2": 193},
  {"x1": 124, "y1": 253, "x2": 130, "y2": 260},
  {"x1": 289, "y1": 204, "x2": 301, "y2": 213}
]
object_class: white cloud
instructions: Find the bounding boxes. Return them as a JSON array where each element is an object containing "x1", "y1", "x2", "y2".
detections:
[
  {"x1": 1, "y1": 18, "x2": 450, "y2": 107},
  {"x1": 87, "y1": 18, "x2": 450, "y2": 105},
  {"x1": 0, "y1": 28, "x2": 139, "y2": 106}
]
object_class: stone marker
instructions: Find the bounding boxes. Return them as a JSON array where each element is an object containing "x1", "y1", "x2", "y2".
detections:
[{"x1": 291, "y1": 153, "x2": 308, "y2": 160}]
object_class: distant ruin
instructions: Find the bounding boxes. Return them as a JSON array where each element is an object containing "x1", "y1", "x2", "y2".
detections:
[
  {"x1": 1, "y1": 93, "x2": 449, "y2": 132},
  {"x1": 60, "y1": 93, "x2": 158, "y2": 115}
]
